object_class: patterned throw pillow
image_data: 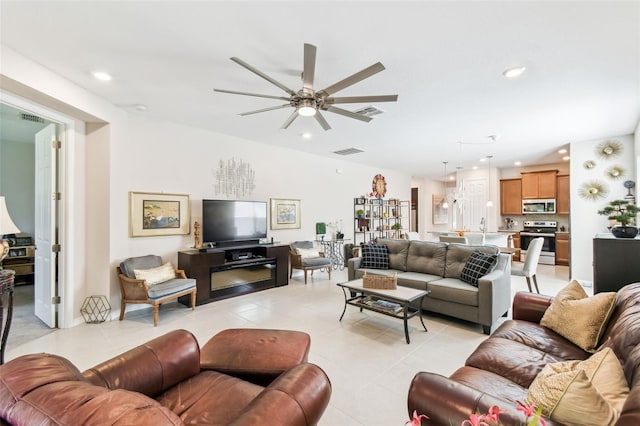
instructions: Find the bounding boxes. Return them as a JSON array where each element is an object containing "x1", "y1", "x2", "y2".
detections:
[
  {"x1": 361, "y1": 244, "x2": 389, "y2": 269},
  {"x1": 460, "y1": 250, "x2": 498, "y2": 287}
]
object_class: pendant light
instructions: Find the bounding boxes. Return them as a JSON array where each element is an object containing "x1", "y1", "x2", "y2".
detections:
[
  {"x1": 442, "y1": 161, "x2": 449, "y2": 209},
  {"x1": 486, "y1": 155, "x2": 494, "y2": 207}
]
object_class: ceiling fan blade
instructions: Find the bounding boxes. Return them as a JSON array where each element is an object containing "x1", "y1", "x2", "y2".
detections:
[
  {"x1": 317, "y1": 62, "x2": 386, "y2": 97},
  {"x1": 302, "y1": 43, "x2": 316, "y2": 91},
  {"x1": 214, "y1": 88, "x2": 290, "y2": 101},
  {"x1": 239, "y1": 104, "x2": 292, "y2": 116},
  {"x1": 230, "y1": 57, "x2": 297, "y2": 96},
  {"x1": 325, "y1": 106, "x2": 372, "y2": 122},
  {"x1": 314, "y1": 111, "x2": 331, "y2": 131},
  {"x1": 281, "y1": 110, "x2": 299, "y2": 129},
  {"x1": 324, "y1": 95, "x2": 398, "y2": 105}
]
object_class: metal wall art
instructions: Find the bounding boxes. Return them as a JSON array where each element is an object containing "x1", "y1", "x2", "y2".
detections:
[
  {"x1": 583, "y1": 160, "x2": 596, "y2": 170},
  {"x1": 596, "y1": 139, "x2": 622, "y2": 159},
  {"x1": 214, "y1": 158, "x2": 256, "y2": 198},
  {"x1": 606, "y1": 165, "x2": 625, "y2": 179},
  {"x1": 578, "y1": 180, "x2": 609, "y2": 201}
]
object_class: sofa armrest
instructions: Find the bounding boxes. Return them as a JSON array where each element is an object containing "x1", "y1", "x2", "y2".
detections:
[
  {"x1": 408, "y1": 372, "x2": 531, "y2": 426},
  {"x1": 476, "y1": 253, "x2": 512, "y2": 331},
  {"x1": 347, "y1": 256, "x2": 362, "y2": 281},
  {"x1": 512, "y1": 291, "x2": 553, "y2": 323},
  {"x1": 83, "y1": 329, "x2": 200, "y2": 397},
  {"x1": 231, "y1": 363, "x2": 331, "y2": 426}
]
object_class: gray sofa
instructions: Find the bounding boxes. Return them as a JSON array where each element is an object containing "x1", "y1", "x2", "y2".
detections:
[{"x1": 347, "y1": 239, "x2": 511, "y2": 334}]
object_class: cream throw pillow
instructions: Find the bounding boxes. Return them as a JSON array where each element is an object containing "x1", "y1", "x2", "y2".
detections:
[
  {"x1": 295, "y1": 247, "x2": 321, "y2": 258},
  {"x1": 134, "y1": 262, "x2": 175, "y2": 285},
  {"x1": 540, "y1": 280, "x2": 616, "y2": 352},
  {"x1": 525, "y1": 348, "x2": 629, "y2": 426}
]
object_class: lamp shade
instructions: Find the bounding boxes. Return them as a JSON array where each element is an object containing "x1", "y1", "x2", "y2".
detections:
[{"x1": 0, "y1": 197, "x2": 20, "y2": 236}]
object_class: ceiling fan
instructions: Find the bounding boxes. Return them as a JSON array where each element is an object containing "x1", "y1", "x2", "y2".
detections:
[{"x1": 214, "y1": 43, "x2": 398, "y2": 130}]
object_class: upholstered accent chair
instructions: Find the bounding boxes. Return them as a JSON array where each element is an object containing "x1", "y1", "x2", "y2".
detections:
[
  {"x1": 289, "y1": 241, "x2": 332, "y2": 284},
  {"x1": 117, "y1": 254, "x2": 197, "y2": 326}
]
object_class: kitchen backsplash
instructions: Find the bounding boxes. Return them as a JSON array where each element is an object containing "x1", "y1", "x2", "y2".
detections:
[{"x1": 499, "y1": 214, "x2": 570, "y2": 232}]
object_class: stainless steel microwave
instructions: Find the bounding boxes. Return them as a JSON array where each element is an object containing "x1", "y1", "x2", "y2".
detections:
[{"x1": 522, "y1": 199, "x2": 556, "y2": 214}]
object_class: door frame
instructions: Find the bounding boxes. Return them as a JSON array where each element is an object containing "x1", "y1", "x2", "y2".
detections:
[{"x1": 1, "y1": 90, "x2": 78, "y2": 328}]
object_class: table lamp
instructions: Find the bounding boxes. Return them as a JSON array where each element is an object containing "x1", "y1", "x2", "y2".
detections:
[{"x1": 0, "y1": 196, "x2": 21, "y2": 264}]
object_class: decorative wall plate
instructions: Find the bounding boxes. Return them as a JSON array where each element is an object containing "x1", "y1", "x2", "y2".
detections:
[
  {"x1": 596, "y1": 140, "x2": 622, "y2": 159},
  {"x1": 606, "y1": 165, "x2": 625, "y2": 179},
  {"x1": 583, "y1": 160, "x2": 596, "y2": 170},
  {"x1": 371, "y1": 174, "x2": 387, "y2": 198},
  {"x1": 578, "y1": 180, "x2": 609, "y2": 201}
]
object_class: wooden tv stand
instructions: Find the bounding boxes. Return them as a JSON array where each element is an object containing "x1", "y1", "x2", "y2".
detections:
[{"x1": 178, "y1": 243, "x2": 289, "y2": 305}]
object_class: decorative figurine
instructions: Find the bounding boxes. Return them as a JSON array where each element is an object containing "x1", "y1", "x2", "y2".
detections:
[{"x1": 194, "y1": 221, "x2": 202, "y2": 249}]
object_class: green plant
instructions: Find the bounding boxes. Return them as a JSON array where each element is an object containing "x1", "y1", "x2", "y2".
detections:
[
  {"x1": 315, "y1": 222, "x2": 326, "y2": 234},
  {"x1": 391, "y1": 222, "x2": 402, "y2": 230},
  {"x1": 356, "y1": 209, "x2": 365, "y2": 217},
  {"x1": 598, "y1": 199, "x2": 640, "y2": 226}
]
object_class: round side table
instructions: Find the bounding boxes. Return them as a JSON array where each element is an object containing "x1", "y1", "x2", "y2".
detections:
[{"x1": 0, "y1": 269, "x2": 15, "y2": 364}]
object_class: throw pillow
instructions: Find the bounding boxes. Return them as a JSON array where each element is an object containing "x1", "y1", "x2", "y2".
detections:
[
  {"x1": 134, "y1": 262, "x2": 176, "y2": 285},
  {"x1": 459, "y1": 250, "x2": 498, "y2": 287},
  {"x1": 540, "y1": 280, "x2": 616, "y2": 352},
  {"x1": 360, "y1": 244, "x2": 389, "y2": 270},
  {"x1": 295, "y1": 247, "x2": 320, "y2": 258},
  {"x1": 525, "y1": 347, "x2": 629, "y2": 425}
]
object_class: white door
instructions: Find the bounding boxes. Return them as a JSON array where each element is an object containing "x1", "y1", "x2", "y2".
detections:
[{"x1": 34, "y1": 123, "x2": 57, "y2": 328}]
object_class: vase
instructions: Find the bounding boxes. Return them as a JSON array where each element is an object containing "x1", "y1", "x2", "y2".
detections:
[{"x1": 611, "y1": 226, "x2": 639, "y2": 238}]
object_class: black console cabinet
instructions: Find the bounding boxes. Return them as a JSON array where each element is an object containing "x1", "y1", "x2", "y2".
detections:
[
  {"x1": 593, "y1": 234, "x2": 640, "y2": 293},
  {"x1": 178, "y1": 243, "x2": 289, "y2": 305}
]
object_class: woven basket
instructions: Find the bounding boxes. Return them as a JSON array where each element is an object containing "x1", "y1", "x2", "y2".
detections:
[{"x1": 363, "y1": 272, "x2": 397, "y2": 289}]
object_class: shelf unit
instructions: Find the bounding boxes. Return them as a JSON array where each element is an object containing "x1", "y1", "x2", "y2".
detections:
[
  {"x1": 1, "y1": 244, "x2": 35, "y2": 285},
  {"x1": 353, "y1": 198, "x2": 410, "y2": 245}
]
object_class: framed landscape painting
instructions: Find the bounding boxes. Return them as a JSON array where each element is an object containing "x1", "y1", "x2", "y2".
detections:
[
  {"x1": 129, "y1": 191, "x2": 190, "y2": 237},
  {"x1": 270, "y1": 198, "x2": 301, "y2": 230}
]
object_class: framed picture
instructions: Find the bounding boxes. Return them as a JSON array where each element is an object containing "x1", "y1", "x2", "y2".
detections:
[
  {"x1": 432, "y1": 194, "x2": 448, "y2": 225},
  {"x1": 129, "y1": 191, "x2": 190, "y2": 237},
  {"x1": 270, "y1": 198, "x2": 301, "y2": 230}
]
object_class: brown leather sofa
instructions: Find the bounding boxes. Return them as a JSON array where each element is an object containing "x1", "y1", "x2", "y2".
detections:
[
  {"x1": 408, "y1": 283, "x2": 640, "y2": 425},
  {"x1": 0, "y1": 329, "x2": 332, "y2": 425}
]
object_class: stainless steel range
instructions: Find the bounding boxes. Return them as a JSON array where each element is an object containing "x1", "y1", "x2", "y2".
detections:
[{"x1": 520, "y1": 220, "x2": 557, "y2": 265}]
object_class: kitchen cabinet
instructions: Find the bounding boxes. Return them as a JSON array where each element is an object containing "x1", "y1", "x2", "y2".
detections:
[
  {"x1": 556, "y1": 233, "x2": 569, "y2": 266},
  {"x1": 557, "y1": 174, "x2": 570, "y2": 214},
  {"x1": 521, "y1": 170, "x2": 558, "y2": 199},
  {"x1": 500, "y1": 179, "x2": 522, "y2": 215}
]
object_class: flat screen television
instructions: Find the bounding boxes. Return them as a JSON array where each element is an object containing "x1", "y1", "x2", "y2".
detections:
[{"x1": 202, "y1": 200, "x2": 267, "y2": 245}]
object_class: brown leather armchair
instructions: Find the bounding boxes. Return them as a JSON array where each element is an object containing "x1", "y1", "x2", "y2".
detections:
[
  {"x1": 0, "y1": 329, "x2": 332, "y2": 425},
  {"x1": 117, "y1": 255, "x2": 197, "y2": 326}
]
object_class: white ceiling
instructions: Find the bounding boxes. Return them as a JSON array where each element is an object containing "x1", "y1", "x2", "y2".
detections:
[{"x1": 1, "y1": 1, "x2": 638, "y2": 179}]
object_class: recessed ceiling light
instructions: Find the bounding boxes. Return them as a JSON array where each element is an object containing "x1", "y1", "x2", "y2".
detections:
[
  {"x1": 449, "y1": 175, "x2": 455, "y2": 181},
  {"x1": 479, "y1": 158, "x2": 487, "y2": 162},
  {"x1": 514, "y1": 161, "x2": 522, "y2": 166},
  {"x1": 92, "y1": 71, "x2": 112, "y2": 81},
  {"x1": 472, "y1": 166, "x2": 478, "y2": 170},
  {"x1": 558, "y1": 148, "x2": 567, "y2": 154},
  {"x1": 562, "y1": 156, "x2": 570, "y2": 161},
  {"x1": 134, "y1": 104, "x2": 147, "y2": 111},
  {"x1": 301, "y1": 132, "x2": 312, "y2": 139},
  {"x1": 502, "y1": 66, "x2": 526, "y2": 78}
]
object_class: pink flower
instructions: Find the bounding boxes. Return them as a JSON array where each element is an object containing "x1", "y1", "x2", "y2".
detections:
[
  {"x1": 517, "y1": 401, "x2": 546, "y2": 426},
  {"x1": 405, "y1": 410, "x2": 429, "y2": 426},
  {"x1": 461, "y1": 413, "x2": 490, "y2": 426},
  {"x1": 484, "y1": 405, "x2": 505, "y2": 422}
]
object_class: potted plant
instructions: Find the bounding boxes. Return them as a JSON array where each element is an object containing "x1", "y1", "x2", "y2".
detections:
[
  {"x1": 598, "y1": 199, "x2": 640, "y2": 238},
  {"x1": 356, "y1": 209, "x2": 365, "y2": 218},
  {"x1": 391, "y1": 222, "x2": 402, "y2": 231}
]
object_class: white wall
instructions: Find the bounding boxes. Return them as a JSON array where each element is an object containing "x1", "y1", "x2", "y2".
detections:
[
  {"x1": 570, "y1": 134, "x2": 636, "y2": 283},
  {"x1": 0, "y1": 140, "x2": 34, "y2": 235}
]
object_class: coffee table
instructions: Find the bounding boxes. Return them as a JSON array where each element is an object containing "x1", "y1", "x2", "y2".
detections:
[{"x1": 337, "y1": 279, "x2": 429, "y2": 344}]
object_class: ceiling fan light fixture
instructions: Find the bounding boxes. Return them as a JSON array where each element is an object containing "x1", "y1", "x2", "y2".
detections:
[{"x1": 297, "y1": 99, "x2": 317, "y2": 116}]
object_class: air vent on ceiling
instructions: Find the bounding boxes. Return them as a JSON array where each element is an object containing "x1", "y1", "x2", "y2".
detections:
[
  {"x1": 20, "y1": 113, "x2": 45, "y2": 123},
  {"x1": 354, "y1": 105, "x2": 384, "y2": 117},
  {"x1": 333, "y1": 148, "x2": 364, "y2": 156}
]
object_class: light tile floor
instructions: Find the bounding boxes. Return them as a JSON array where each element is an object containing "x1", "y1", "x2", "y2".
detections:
[{"x1": 6, "y1": 264, "x2": 571, "y2": 425}]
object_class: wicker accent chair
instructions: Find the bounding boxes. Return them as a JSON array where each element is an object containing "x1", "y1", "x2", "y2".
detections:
[
  {"x1": 289, "y1": 241, "x2": 332, "y2": 284},
  {"x1": 117, "y1": 255, "x2": 197, "y2": 326}
]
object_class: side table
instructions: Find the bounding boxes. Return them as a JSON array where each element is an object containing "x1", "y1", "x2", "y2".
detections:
[
  {"x1": 0, "y1": 269, "x2": 15, "y2": 364},
  {"x1": 315, "y1": 239, "x2": 350, "y2": 271}
]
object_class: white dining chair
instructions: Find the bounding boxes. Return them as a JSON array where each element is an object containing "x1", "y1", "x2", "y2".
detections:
[{"x1": 511, "y1": 237, "x2": 543, "y2": 293}]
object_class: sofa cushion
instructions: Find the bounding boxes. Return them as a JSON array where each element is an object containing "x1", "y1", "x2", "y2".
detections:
[
  {"x1": 295, "y1": 247, "x2": 321, "y2": 258},
  {"x1": 360, "y1": 244, "x2": 389, "y2": 269},
  {"x1": 120, "y1": 254, "x2": 163, "y2": 278},
  {"x1": 444, "y1": 244, "x2": 499, "y2": 279},
  {"x1": 460, "y1": 250, "x2": 498, "y2": 287},
  {"x1": 397, "y1": 271, "x2": 441, "y2": 291},
  {"x1": 378, "y1": 238, "x2": 410, "y2": 271},
  {"x1": 427, "y1": 277, "x2": 478, "y2": 307},
  {"x1": 147, "y1": 277, "x2": 196, "y2": 299},
  {"x1": 134, "y1": 262, "x2": 176, "y2": 285},
  {"x1": 525, "y1": 348, "x2": 628, "y2": 425},
  {"x1": 406, "y1": 241, "x2": 446, "y2": 276},
  {"x1": 541, "y1": 280, "x2": 616, "y2": 352}
]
